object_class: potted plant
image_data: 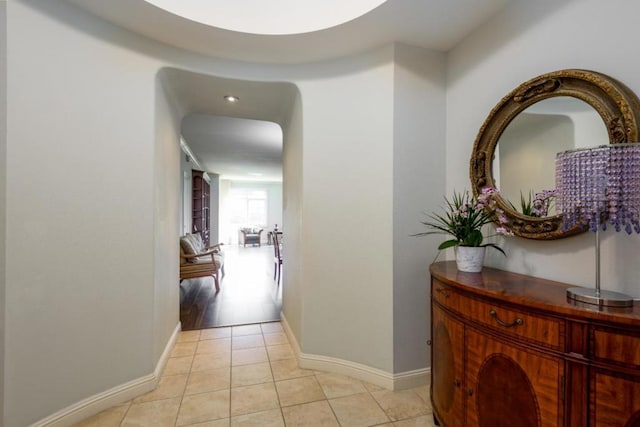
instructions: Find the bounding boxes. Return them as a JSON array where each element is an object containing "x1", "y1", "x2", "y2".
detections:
[
  {"x1": 508, "y1": 189, "x2": 557, "y2": 217},
  {"x1": 416, "y1": 187, "x2": 512, "y2": 272}
]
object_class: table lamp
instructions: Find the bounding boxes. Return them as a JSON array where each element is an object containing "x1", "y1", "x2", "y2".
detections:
[{"x1": 555, "y1": 143, "x2": 640, "y2": 307}]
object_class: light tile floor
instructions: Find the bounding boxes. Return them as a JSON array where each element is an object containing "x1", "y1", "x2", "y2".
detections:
[{"x1": 75, "y1": 322, "x2": 435, "y2": 427}]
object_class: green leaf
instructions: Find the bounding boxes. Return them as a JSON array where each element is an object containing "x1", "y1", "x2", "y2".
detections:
[
  {"x1": 481, "y1": 243, "x2": 506, "y2": 256},
  {"x1": 438, "y1": 239, "x2": 460, "y2": 250},
  {"x1": 463, "y1": 229, "x2": 483, "y2": 247}
]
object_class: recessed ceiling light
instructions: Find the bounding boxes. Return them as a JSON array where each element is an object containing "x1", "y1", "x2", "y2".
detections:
[{"x1": 224, "y1": 95, "x2": 239, "y2": 103}]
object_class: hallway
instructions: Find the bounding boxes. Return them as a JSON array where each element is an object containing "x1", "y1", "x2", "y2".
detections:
[
  {"x1": 180, "y1": 245, "x2": 282, "y2": 329},
  {"x1": 75, "y1": 322, "x2": 434, "y2": 426}
]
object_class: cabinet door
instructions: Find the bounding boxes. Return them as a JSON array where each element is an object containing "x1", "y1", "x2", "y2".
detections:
[
  {"x1": 432, "y1": 304, "x2": 465, "y2": 427},
  {"x1": 592, "y1": 370, "x2": 640, "y2": 427},
  {"x1": 466, "y1": 329, "x2": 564, "y2": 427}
]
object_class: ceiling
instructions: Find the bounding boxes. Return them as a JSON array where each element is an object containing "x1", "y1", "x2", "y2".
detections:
[
  {"x1": 182, "y1": 115, "x2": 283, "y2": 182},
  {"x1": 141, "y1": 0, "x2": 388, "y2": 36},
  {"x1": 66, "y1": 0, "x2": 511, "y2": 64},
  {"x1": 66, "y1": 0, "x2": 512, "y2": 182},
  {"x1": 160, "y1": 68, "x2": 297, "y2": 182}
]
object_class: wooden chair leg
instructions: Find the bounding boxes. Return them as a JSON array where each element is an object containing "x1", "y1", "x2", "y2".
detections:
[{"x1": 213, "y1": 274, "x2": 220, "y2": 293}]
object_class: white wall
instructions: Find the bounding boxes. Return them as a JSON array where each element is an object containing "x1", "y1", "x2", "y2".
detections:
[
  {"x1": 5, "y1": 1, "x2": 166, "y2": 425},
  {"x1": 266, "y1": 183, "x2": 283, "y2": 234},
  {"x1": 447, "y1": 0, "x2": 640, "y2": 296},
  {"x1": 572, "y1": 109, "x2": 608, "y2": 148},
  {"x1": 0, "y1": 1, "x2": 7, "y2": 423},
  {"x1": 297, "y1": 48, "x2": 395, "y2": 371},
  {"x1": 392, "y1": 44, "x2": 446, "y2": 372},
  {"x1": 153, "y1": 74, "x2": 181, "y2": 361},
  {"x1": 281, "y1": 91, "x2": 304, "y2": 342}
]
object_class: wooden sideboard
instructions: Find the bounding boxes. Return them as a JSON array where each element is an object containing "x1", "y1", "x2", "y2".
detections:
[{"x1": 430, "y1": 261, "x2": 640, "y2": 427}]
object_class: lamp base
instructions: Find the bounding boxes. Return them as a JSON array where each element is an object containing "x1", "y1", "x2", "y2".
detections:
[{"x1": 567, "y1": 287, "x2": 634, "y2": 308}]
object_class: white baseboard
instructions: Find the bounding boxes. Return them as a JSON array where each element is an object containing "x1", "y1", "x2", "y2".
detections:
[
  {"x1": 33, "y1": 322, "x2": 182, "y2": 427},
  {"x1": 280, "y1": 314, "x2": 430, "y2": 391},
  {"x1": 154, "y1": 322, "x2": 182, "y2": 379}
]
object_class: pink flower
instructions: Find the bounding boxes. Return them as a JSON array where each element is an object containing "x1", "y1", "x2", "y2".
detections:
[{"x1": 496, "y1": 226, "x2": 514, "y2": 236}]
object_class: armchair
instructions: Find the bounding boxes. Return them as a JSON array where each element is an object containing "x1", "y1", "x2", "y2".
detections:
[
  {"x1": 179, "y1": 233, "x2": 225, "y2": 292},
  {"x1": 239, "y1": 227, "x2": 263, "y2": 247}
]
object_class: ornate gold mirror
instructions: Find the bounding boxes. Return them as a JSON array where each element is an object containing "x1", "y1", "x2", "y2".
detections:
[{"x1": 471, "y1": 69, "x2": 640, "y2": 239}]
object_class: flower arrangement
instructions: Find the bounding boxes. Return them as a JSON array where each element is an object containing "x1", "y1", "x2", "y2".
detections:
[
  {"x1": 531, "y1": 189, "x2": 556, "y2": 217},
  {"x1": 415, "y1": 187, "x2": 512, "y2": 255},
  {"x1": 511, "y1": 189, "x2": 557, "y2": 217}
]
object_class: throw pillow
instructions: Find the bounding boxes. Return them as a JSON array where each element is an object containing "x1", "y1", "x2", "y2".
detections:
[
  {"x1": 191, "y1": 233, "x2": 204, "y2": 252},
  {"x1": 180, "y1": 236, "x2": 198, "y2": 263}
]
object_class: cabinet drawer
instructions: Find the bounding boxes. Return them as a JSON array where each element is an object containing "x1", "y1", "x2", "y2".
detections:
[
  {"x1": 466, "y1": 297, "x2": 563, "y2": 350},
  {"x1": 593, "y1": 327, "x2": 640, "y2": 367},
  {"x1": 432, "y1": 280, "x2": 461, "y2": 312},
  {"x1": 432, "y1": 279, "x2": 564, "y2": 349}
]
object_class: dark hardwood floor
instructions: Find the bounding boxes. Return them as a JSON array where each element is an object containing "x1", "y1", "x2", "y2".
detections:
[{"x1": 180, "y1": 244, "x2": 282, "y2": 330}]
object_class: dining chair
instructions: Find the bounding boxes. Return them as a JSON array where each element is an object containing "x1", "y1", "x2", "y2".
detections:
[{"x1": 271, "y1": 231, "x2": 283, "y2": 284}]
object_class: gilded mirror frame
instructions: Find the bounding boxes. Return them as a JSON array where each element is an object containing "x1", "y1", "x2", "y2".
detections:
[{"x1": 470, "y1": 69, "x2": 640, "y2": 240}]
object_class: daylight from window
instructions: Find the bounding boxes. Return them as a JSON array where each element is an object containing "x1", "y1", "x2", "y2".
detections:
[{"x1": 229, "y1": 188, "x2": 267, "y2": 226}]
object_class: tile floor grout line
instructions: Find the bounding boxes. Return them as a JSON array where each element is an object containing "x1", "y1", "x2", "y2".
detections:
[
  {"x1": 118, "y1": 400, "x2": 132, "y2": 427},
  {"x1": 78, "y1": 321, "x2": 434, "y2": 426},
  {"x1": 173, "y1": 350, "x2": 197, "y2": 427},
  {"x1": 322, "y1": 385, "x2": 343, "y2": 426},
  {"x1": 369, "y1": 387, "x2": 394, "y2": 425},
  {"x1": 265, "y1": 331, "x2": 287, "y2": 427}
]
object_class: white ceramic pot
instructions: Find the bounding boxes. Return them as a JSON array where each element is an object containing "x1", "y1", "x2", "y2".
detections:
[{"x1": 455, "y1": 246, "x2": 486, "y2": 273}]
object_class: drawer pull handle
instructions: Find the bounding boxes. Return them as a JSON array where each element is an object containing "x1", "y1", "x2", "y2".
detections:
[
  {"x1": 467, "y1": 388, "x2": 473, "y2": 396},
  {"x1": 454, "y1": 379, "x2": 461, "y2": 387},
  {"x1": 436, "y1": 288, "x2": 450, "y2": 298},
  {"x1": 489, "y1": 309, "x2": 524, "y2": 328}
]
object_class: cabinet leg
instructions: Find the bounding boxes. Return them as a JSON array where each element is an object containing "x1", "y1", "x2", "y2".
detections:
[{"x1": 433, "y1": 413, "x2": 440, "y2": 426}]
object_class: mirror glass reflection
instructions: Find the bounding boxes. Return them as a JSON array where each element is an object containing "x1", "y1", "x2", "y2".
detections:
[{"x1": 493, "y1": 97, "x2": 609, "y2": 217}]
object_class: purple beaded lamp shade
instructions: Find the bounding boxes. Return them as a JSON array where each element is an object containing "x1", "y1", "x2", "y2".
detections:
[
  {"x1": 555, "y1": 143, "x2": 640, "y2": 307},
  {"x1": 556, "y1": 144, "x2": 640, "y2": 233}
]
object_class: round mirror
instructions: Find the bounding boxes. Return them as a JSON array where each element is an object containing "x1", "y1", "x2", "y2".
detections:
[{"x1": 471, "y1": 69, "x2": 640, "y2": 239}]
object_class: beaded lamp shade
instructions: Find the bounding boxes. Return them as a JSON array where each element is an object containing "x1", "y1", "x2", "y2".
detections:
[
  {"x1": 555, "y1": 143, "x2": 640, "y2": 307},
  {"x1": 556, "y1": 143, "x2": 640, "y2": 234}
]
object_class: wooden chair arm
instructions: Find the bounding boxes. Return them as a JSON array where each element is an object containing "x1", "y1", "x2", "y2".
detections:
[
  {"x1": 180, "y1": 248, "x2": 219, "y2": 259},
  {"x1": 205, "y1": 243, "x2": 224, "y2": 252}
]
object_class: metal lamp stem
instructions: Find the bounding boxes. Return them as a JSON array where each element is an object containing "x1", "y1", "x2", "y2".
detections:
[
  {"x1": 595, "y1": 227, "x2": 600, "y2": 298},
  {"x1": 566, "y1": 226, "x2": 632, "y2": 308}
]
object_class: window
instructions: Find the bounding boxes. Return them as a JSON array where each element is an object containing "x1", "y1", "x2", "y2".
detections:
[{"x1": 230, "y1": 189, "x2": 267, "y2": 226}]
